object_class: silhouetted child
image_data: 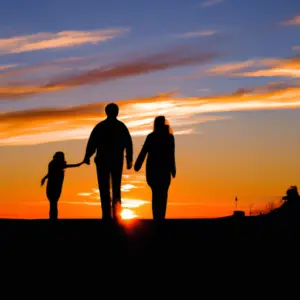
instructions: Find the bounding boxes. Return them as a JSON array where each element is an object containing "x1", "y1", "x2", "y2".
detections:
[{"x1": 41, "y1": 151, "x2": 83, "y2": 220}]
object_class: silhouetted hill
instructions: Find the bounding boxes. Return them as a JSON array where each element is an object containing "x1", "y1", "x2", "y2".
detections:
[
  {"x1": 1, "y1": 216, "x2": 299, "y2": 291},
  {"x1": 1, "y1": 215, "x2": 299, "y2": 264},
  {"x1": 267, "y1": 198, "x2": 300, "y2": 220}
]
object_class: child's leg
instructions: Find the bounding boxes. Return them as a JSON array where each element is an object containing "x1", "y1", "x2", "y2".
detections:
[{"x1": 49, "y1": 200, "x2": 58, "y2": 220}]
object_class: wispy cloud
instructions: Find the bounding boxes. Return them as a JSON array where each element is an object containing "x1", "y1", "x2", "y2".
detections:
[
  {"x1": 75, "y1": 176, "x2": 149, "y2": 218},
  {"x1": 199, "y1": 0, "x2": 225, "y2": 8},
  {"x1": 293, "y1": 46, "x2": 300, "y2": 51},
  {"x1": 205, "y1": 56, "x2": 300, "y2": 78},
  {"x1": 0, "y1": 91, "x2": 228, "y2": 145},
  {"x1": 0, "y1": 28, "x2": 129, "y2": 55},
  {"x1": 3, "y1": 82, "x2": 300, "y2": 146},
  {"x1": 167, "y1": 57, "x2": 300, "y2": 82},
  {"x1": 280, "y1": 15, "x2": 300, "y2": 26},
  {"x1": 233, "y1": 57, "x2": 300, "y2": 78},
  {"x1": 0, "y1": 55, "x2": 105, "y2": 80},
  {"x1": 173, "y1": 30, "x2": 218, "y2": 38},
  {"x1": 0, "y1": 64, "x2": 18, "y2": 71},
  {"x1": 76, "y1": 185, "x2": 150, "y2": 209},
  {"x1": 206, "y1": 59, "x2": 268, "y2": 75},
  {"x1": 76, "y1": 174, "x2": 149, "y2": 212},
  {"x1": 0, "y1": 46, "x2": 221, "y2": 100}
]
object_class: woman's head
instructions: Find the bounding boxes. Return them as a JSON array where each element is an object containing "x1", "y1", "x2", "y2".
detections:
[
  {"x1": 153, "y1": 116, "x2": 172, "y2": 134},
  {"x1": 53, "y1": 151, "x2": 65, "y2": 163}
]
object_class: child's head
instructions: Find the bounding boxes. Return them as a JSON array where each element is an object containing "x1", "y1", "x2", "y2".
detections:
[{"x1": 53, "y1": 151, "x2": 65, "y2": 163}]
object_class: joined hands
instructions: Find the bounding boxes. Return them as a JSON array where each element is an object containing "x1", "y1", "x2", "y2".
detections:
[
  {"x1": 127, "y1": 161, "x2": 132, "y2": 170},
  {"x1": 172, "y1": 169, "x2": 176, "y2": 178},
  {"x1": 83, "y1": 158, "x2": 90, "y2": 165}
]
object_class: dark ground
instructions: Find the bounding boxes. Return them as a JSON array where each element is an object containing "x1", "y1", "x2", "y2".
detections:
[
  {"x1": 1, "y1": 215, "x2": 299, "y2": 292},
  {"x1": 1, "y1": 215, "x2": 299, "y2": 262}
]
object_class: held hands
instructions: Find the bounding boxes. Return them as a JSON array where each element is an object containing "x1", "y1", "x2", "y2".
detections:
[
  {"x1": 171, "y1": 169, "x2": 176, "y2": 179},
  {"x1": 127, "y1": 160, "x2": 132, "y2": 170},
  {"x1": 83, "y1": 157, "x2": 90, "y2": 165}
]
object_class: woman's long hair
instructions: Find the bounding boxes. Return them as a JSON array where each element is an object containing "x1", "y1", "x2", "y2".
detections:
[{"x1": 153, "y1": 116, "x2": 173, "y2": 135}]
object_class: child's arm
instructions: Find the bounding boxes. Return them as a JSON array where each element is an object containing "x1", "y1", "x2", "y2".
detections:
[
  {"x1": 65, "y1": 161, "x2": 84, "y2": 169},
  {"x1": 41, "y1": 174, "x2": 48, "y2": 186}
]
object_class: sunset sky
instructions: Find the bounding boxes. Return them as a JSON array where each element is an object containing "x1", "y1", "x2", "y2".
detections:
[{"x1": 1, "y1": 0, "x2": 300, "y2": 219}]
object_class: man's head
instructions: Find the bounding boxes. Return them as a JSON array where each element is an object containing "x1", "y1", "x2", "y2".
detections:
[{"x1": 105, "y1": 103, "x2": 119, "y2": 119}]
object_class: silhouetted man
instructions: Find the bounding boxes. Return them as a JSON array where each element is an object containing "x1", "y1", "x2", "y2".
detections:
[{"x1": 83, "y1": 103, "x2": 133, "y2": 220}]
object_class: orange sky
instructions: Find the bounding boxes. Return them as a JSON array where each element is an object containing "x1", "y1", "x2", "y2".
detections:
[
  {"x1": 1, "y1": 6, "x2": 300, "y2": 219},
  {"x1": 1, "y1": 105, "x2": 299, "y2": 219}
]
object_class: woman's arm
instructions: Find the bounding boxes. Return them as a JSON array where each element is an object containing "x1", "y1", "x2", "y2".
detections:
[
  {"x1": 134, "y1": 136, "x2": 149, "y2": 172},
  {"x1": 41, "y1": 174, "x2": 48, "y2": 186},
  {"x1": 65, "y1": 161, "x2": 84, "y2": 169}
]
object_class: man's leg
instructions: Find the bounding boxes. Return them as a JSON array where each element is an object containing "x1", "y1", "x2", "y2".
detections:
[
  {"x1": 49, "y1": 200, "x2": 58, "y2": 220},
  {"x1": 111, "y1": 163, "x2": 123, "y2": 220},
  {"x1": 96, "y1": 163, "x2": 111, "y2": 220}
]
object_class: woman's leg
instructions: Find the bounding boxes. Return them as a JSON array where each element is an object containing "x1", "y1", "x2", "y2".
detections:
[
  {"x1": 151, "y1": 187, "x2": 160, "y2": 220},
  {"x1": 160, "y1": 186, "x2": 169, "y2": 220},
  {"x1": 157, "y1": 173, "x2": 171, "y2": 220},
  {"x1": 148, "y1": 170, "x2": 171, "y2": 221},
  {"x1": 151, "y1": 185, "x2": 169, "y2": 221}
]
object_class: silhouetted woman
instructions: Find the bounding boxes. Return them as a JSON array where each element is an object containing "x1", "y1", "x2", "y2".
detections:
[
  {"x1": 134, "y1": 116, "x2": 176, "y2": 220},
  {"x1": 41, "y1": 152, "x2": 83, "y2": 220}
]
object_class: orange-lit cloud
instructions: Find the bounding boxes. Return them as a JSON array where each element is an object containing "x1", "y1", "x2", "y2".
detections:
[
  {"x1": 76, "y1": 176, "x2": 150, "y2": 218},
  {"x1": 205, "y1": 56, "x2": 300, "y2": 78},
  {"x1": 3, "y1": 84, "x2": 300, "y2": 146},
  {"x1": 169, "y1": 58, "x2": 281, "y2": 81},
  {"x1": 0, "y1": 46, "x2": 221, "y2": 100},
  {"x1": 0, "y1": 28, "x2": 129, "y2": 55},
  {"x1": 174, "y1": 57, "x2": 300, "y2": 81},
  {"x1": 206, "y1": 59, "x2": 275, "y2": 75},
  {"x1": 0, "y1": 92, "x2": 228, "y2": 145},
  {"x1": 73, "y1": 172, "x2": 224, "y2": 218},
  {"x1": 280, "y1": 15, "x2": 300, "y2": 26},
  {"x1": 199, "y1": 0, "x2": 225, "y2": 8}
]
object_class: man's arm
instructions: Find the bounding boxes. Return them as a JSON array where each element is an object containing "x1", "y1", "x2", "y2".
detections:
[
  {"x1": 170, "y1": 134, "x2": 176, "y2": 178},
  {"x1": 83, "y1": 126, "x2": 98, "y2": 164},
  {"x1": 124, "y1": 125, "x2": 133, "y2": 169},
  {"x1": 134, "y1": 136, "x2": 149, "y2": 172}
]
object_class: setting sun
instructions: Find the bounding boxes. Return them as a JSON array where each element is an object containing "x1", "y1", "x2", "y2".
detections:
[{"x1": 120, "y1": 209, "x2": 137, "y2": 220}]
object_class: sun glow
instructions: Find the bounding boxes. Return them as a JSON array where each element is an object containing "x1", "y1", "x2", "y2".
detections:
[{"x1": 120, "y1": 208, "x2": 137, "y2": 220}]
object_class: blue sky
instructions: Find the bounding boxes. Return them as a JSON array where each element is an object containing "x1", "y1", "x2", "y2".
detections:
[{"x1": 1, "y1": 0, "x2": 300, "y2": 113}]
